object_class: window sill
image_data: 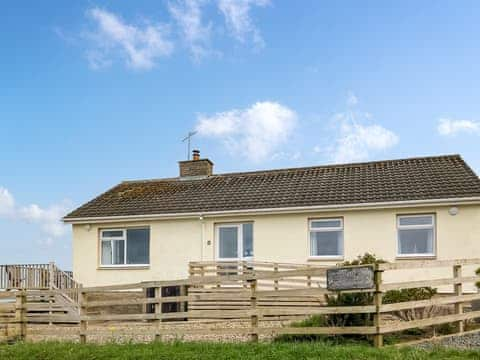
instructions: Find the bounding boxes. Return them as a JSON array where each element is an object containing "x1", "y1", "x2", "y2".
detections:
[
  {"x1": 98, "y1": 265, "x2": 150, "y2": 270},
  {"x1": 395, "y1": 255, "x2": 436, "y2": 260},
  {"x1": 308, "y1": 256, "x2": 344, "y2": 262}
]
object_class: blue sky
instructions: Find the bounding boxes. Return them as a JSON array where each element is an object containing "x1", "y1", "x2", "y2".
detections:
[{"x1": 0, "y1": 1, "x2": 479, "y2": 269}]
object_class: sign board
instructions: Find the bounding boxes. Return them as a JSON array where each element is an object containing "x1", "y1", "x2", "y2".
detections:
[{"x1": 326, "y1": 265, "x2": 375, "y2": 291}]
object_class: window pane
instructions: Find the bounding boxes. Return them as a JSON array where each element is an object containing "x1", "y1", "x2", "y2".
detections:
[
  {"x1": 101, "y1": 241, "x2": 112, "y2": 265},
  {"x1": 399, "y1": 216, "x2": 433, "y2": 227},
  {"x1": 102, "y1": 230, "x2": 124, "y2": 238},
  {"x1": 112, "y1": 240, "x2": 125, "y2": 264},
  {"x1": 311, "y1": 220, "x2": 342, "y2": 229},
  {"x1": 126, "y1": 228, "x2": 150, "y2": 264},
  {"x1": 219, "y1": 227, "x2": 238, "y2": 259},
  {"x1": 242, "y1": 223, "x2": 253, "y2": 258},
  {"x1": 399, "y1": 229, "x2": 433, "y2": 254},
  {"x1": 310, "y1": 231, "x2": 342, "y2": 256}
]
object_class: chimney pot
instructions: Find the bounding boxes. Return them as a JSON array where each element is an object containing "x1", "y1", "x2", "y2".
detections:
[{"x1": 192, "y1": 149, "x2": 200, "y2": 161}]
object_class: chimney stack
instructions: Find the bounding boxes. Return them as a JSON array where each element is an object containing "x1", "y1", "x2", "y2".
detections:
[{"x1": 179, "y1": 150, "x2": 213, "y2": 178}]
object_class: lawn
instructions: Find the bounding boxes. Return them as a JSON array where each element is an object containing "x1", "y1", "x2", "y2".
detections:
[{"x1": 1, "y1": 342, "x2": 480, "y2": 360}]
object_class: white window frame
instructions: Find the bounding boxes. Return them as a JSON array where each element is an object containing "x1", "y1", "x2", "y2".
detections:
[
  {"x1": 397, "y1": 214, "x2": 436, "y2": 258},
  {"x1": 215, "y1": 223, "x2": 253, "y2": 261},
  {"x1": 99, "y1": 228, "x2": 150, "y2": 268},
  {"x1": 309, "y1": 218, "x2": 344, "y2": 260}
]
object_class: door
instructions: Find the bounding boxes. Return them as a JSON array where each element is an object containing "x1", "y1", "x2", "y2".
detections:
[{"x1": 216, "y1": 223, "x2": 253, "y2": 261}]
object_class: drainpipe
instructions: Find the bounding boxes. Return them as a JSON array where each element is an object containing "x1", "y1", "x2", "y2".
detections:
[{"x1": 199, "y1": 215, "x2": 205, "y2": 261}]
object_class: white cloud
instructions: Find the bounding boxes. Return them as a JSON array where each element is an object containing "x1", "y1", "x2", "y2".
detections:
[
  {"x1": 86, "y1": 7, "x2": 174, "y2": 70},
  {"x1": 217, "y1": 0, "x2": 270, "y2": 48},
  {"x1": 19, "y1": 203, "x2": 70, "y2": 238},
  {"x1": 332, "y1": 120, "x2": 399, "y2": 163},
  {"x1": 319, "y1": 94, "x2": 399, "y2": 163},
  {"x1": 168, "y1": 0, "x2": 212, "y2": 61},
  {"x1": 0, "y1": 187, "x2": 71, "y2": 247},
  {"x1": 437, "y1": 118, "x2": 480, "y2": 136},
  {"x1": 0, "y1": 187, "x2": 15, "y2": 216},
  {"x1": 196, "y1": 101, "x2": 297, "y2": 162},
  {"x1": 74, "y1": 2, "x2": 270, "y2": 69}
]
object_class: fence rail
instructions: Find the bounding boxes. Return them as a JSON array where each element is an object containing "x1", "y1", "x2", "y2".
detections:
[{"x1": 2, "y1": 258, "x2": 480, "y2": 347}]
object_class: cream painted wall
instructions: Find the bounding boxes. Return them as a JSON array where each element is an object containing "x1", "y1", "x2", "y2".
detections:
[
  {"x1": 72, "y1": 204, "x2": 480, "y2": 287},
  {"x1": 72, "y1": 219, "x2": 202, "y2": 286}
]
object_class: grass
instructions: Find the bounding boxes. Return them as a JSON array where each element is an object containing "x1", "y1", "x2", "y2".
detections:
[{"x1": 1, "y1": 341, "x2": 480, "y2": 360}]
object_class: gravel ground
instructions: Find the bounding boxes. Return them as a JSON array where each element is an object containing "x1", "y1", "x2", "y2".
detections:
[
  {"x1": 17, "y1": 319, "x2": 286, "y2": 344},
  {"x1": 414, "y1": 331, "x2": 480, "y2": 350}
]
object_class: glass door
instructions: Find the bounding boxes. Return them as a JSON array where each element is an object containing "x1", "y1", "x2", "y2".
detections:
[{"x1": 216, "y1": 223, "x2": 253, "y2": 261}]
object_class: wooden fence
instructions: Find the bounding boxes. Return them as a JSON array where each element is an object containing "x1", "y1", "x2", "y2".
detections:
[
  {"x1": 2, "y1": 258, "x2": 480, "y2": 347},
  {"x1": 0, "y1": 289, "x2": 80, "y2": 343}
]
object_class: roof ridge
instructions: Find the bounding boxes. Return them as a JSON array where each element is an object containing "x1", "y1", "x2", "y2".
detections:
[
  {"x1": 120, "y1": 154, "x2": 461, "y2": 184},
  {"x1": 214, "y1": 154, "x2": 461, "y2": 178}
]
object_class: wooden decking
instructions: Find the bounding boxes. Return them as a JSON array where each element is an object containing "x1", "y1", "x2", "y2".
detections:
[{"x1": 0, "y1": 263, "x2": 81, "y2": 326}]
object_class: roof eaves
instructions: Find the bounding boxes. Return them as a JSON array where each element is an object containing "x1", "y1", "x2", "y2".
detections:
[{"x1": 63, "y1": 196, "x2": 480, "y2": 224}]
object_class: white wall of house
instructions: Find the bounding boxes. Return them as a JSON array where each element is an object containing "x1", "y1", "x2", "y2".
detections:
[{"x1": 72, "y1": 204, "x2": 480, "y2": 287}]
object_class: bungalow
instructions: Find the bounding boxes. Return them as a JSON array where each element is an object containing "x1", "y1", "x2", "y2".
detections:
[{"x1": 63, "y1": 153, "x2": 480, "y2": 287}]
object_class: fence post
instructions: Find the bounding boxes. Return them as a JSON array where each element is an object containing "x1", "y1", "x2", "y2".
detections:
[
  {"x1": 48, "y1": 262, "x2": 55, "y2": 289},
  {"x1": 154, "y1": 286, "x2": 162, "y2": 341},
  {"x1": 242, "y1": 261, "x2": 247, "y2": 288},
  {"x1": 273, "y1": 263, "x2": 279, "y2": 291},
  {"x1": 199, "y1": 264, "x2": 205, "y2": 289},
  {"x1": 180, "y1": 285, "x2": 187, "y2": 315},
  {"x1": 79, "y1": 285, "x2": 87, "y2": 344},
  {"x1": 15, "y1": 290, "x2": 27, "y2": 341},
  {"x1": 48, "y1": 262, "x2": 55, "y2": 326},
  {"x1": 453, "y1": 264, "x2": 464, "y2": 333},
  {"x1": 250, "y1": 278, "x2": 258, "y2": 342},
  {"x1": 143, "y1": 288, "x2": 148, "y2": 315},
  {"x1": 306, "y1": 265, "x2": 312, "y2": 288},
  {"x1": 373, "y1": 264, "x2": 383, "y2": 348}
]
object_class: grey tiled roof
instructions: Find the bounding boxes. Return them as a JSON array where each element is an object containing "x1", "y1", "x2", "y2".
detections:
[{"x1": 64, "y1": 155, "x2": 480, "y2": 219}]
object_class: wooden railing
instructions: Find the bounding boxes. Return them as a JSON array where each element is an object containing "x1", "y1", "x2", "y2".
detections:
[
  {"x1": 0, "y1": 262, "x2": 79, "y2": 287},
  {"x1": 50, "y1": 264, "x2": 80, "y2": 305},
  {"x1": 0, "y1": 263, "x2": 81, "y2": 309},
  {"x1": 189, "y1": 260, "x2": 328, "y2": 290},
  {"x1": 0, "y1": 264, "x2": 50, "y2": 290},
  {"x1": 2, "y1": 259, "x2": 480, "y2": 347}
]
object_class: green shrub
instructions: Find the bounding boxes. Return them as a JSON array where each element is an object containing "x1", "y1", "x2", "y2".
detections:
[
  {"x1": 383, "y1": 288, "x2": 437, "y2": 304},
  {"x1": 323, "y1": 253, "x2": 382, "y2": 327},
  {"x1": 435, "y1": 322, "x2": 457, "y2": 336},
  {"x1": 277, "y1": 253, "x2": 438, "y2": 342},
  {"x1": 305, "y1": 254, "x2": 437, "y2": 328},
  {"x1": 324, "y1": 292, "x2": 374, "y2": 327},
  {"x1": 340, "y1": 253, "x2": 386, "y2": 266},
  {"x1": 293, "y1": 314, "x2": 327, "y2": 328},
  {"x1": 382, "y1": 287, "x2": 438, "y2": 322}
]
